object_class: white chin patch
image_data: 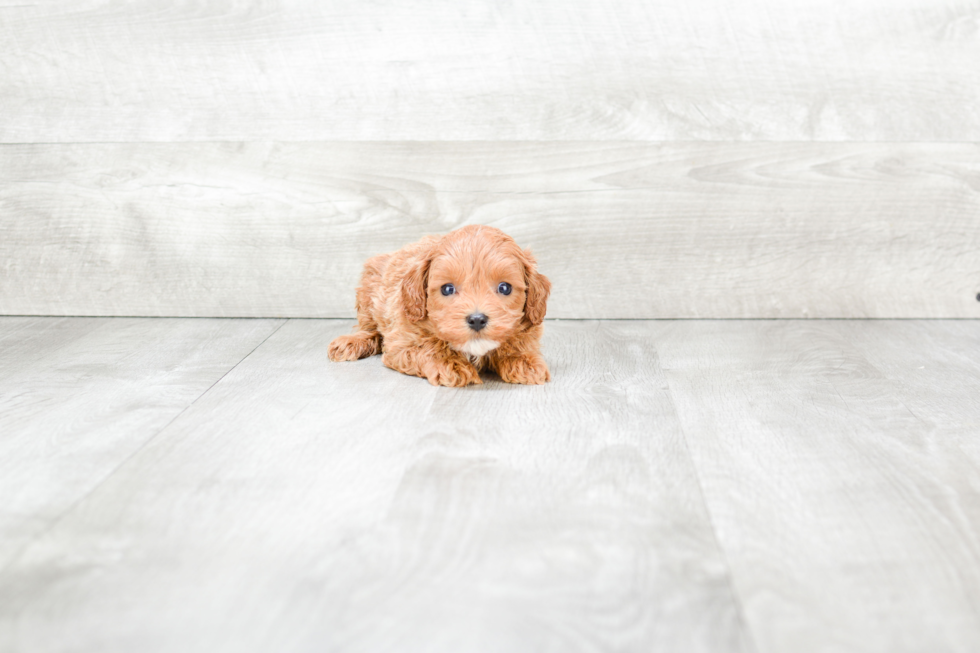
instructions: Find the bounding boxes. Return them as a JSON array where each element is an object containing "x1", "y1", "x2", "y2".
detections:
[{"x1": 458, "y1": 338, "x2": 499, "y2": 357}]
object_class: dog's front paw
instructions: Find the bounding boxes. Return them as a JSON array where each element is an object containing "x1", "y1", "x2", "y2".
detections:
[
  {"x1": 328, "y1": 334, "x2": 379, "y2": 362},
  {"x1": 495, "y1": 354, "x2": 551, "y2": 385},
  {"x1": 425, "y1": 358, "x2": 482, "y2": 387}
]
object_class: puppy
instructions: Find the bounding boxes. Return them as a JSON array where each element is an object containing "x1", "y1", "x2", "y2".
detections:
[{"x1": 328, "y1": 225, "x2": 551, "y2": 387}]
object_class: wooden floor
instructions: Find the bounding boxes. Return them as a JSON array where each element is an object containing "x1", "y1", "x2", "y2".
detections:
[{"x1": 1, "y1": 317, "x2": 978, "y2": 653}]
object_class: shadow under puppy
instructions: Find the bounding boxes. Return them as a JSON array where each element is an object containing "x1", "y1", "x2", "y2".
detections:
[{"x1": 328, "y1": 225, "x2": 551, "y2": 387}]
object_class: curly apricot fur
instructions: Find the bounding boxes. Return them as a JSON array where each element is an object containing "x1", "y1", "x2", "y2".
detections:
[{"x1": 328, "y1": 226, "x2": 551, "y2": 387}]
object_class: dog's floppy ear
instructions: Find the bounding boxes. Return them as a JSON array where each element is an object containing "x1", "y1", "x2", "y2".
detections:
[
  {"x1": 401, "y1": 251, "x2": 432, "y2": 323},
  {"x1": 521, "y1": 248, "x2": 551, "y2": 326}
]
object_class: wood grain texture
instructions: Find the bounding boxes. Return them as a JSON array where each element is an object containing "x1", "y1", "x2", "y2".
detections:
[
  {"x1": 0, "y1": 317, "x2": 283, "y2": 571},
  {"x1": 2, "y1": 141, "x2": 979, "y2": 319},
  {"x1": 0, "y1": 319, "x2": 750, "y2": 653},
  {"x1": 657, "y1": 320, "x2": 980, "y2": 653},
  {"x1": 838, "y1": 320, "x2": 980, "y2": 438},
  {"x1": 1, "y1": 0, "x2": 979, "y2": 142}
]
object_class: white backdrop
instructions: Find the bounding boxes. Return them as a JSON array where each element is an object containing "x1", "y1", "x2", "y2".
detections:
[{"x1": 1, "y1": 0, "x2": 978, "y2": 317}]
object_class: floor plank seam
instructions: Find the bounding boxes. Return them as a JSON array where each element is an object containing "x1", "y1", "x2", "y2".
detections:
[
  {"x1": 662, "y1": 373, "x2": 761, "y2": 653},
  {"x1": 0, "y1": 318, "x2": 289, "y2": 580}
]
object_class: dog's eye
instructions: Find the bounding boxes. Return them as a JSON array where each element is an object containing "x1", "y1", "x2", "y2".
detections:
[
  {"x1": 497, "y1": 282, "x2": 512, "y2": 296},
  {"x1": 441, "y1": 283, "x2": 455, "y2": 296}
]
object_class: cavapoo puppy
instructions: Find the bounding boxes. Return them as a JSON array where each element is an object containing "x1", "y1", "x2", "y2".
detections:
[{"x1": 328, "y1": 225, "x2": 551, "y2": 387}]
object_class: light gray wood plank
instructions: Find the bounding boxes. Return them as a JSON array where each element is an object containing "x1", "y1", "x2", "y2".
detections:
[
  {"x1": 657, "y1": 320, "x2": 980, "y2": 653},
  {"x1": 0, "y1": 317, "x2": 283, "y2": 571},
  {"x1": 1, "y1": 0, "x2": 978, "y2": 142},
  {"x1": 2, "y1": 141, "x2": 979, "y2": 319},
  {"x1": 0, "y1": 319, "x2": 750, "y2": 653},
  {"x1": 0, "y1": 317, "x2": 106, "y2": 383},
  {"x1": 834, "y1": 320, "x2": 980, "y2": 437}
]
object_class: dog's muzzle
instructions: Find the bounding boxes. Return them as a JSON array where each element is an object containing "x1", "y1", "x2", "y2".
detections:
[{"x1": 466, "y1": 313, "x2": 488, "y2": 332}]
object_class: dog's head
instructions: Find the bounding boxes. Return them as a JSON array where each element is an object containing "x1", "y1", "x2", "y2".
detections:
[{"x1": 401, "y1": 225, "x2": 550, "y2": 356}]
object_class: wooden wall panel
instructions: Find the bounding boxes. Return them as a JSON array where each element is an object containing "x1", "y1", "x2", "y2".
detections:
[
  {"x1": 2, "y1": 142, "x2": 978, "y2": 318},
  {"x1": 1, "y1": 0, "x2": 978, "y2": 142}
]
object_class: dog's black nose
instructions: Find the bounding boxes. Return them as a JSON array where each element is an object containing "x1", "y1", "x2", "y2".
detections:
[{"x1": 466, "y1": 313, "x2": 488, "y2": 332}]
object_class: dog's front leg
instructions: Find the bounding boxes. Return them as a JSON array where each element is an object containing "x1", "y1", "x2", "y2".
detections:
[
  {"x1": 382, "y1": 341, "x2": 481, "y2": 387},
  {"x1": 493, "y1": 351, "x2": 551, "y2": 385},
  {"x1": 488, "y1": 329, "x2": 551, "y2": 385}
]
